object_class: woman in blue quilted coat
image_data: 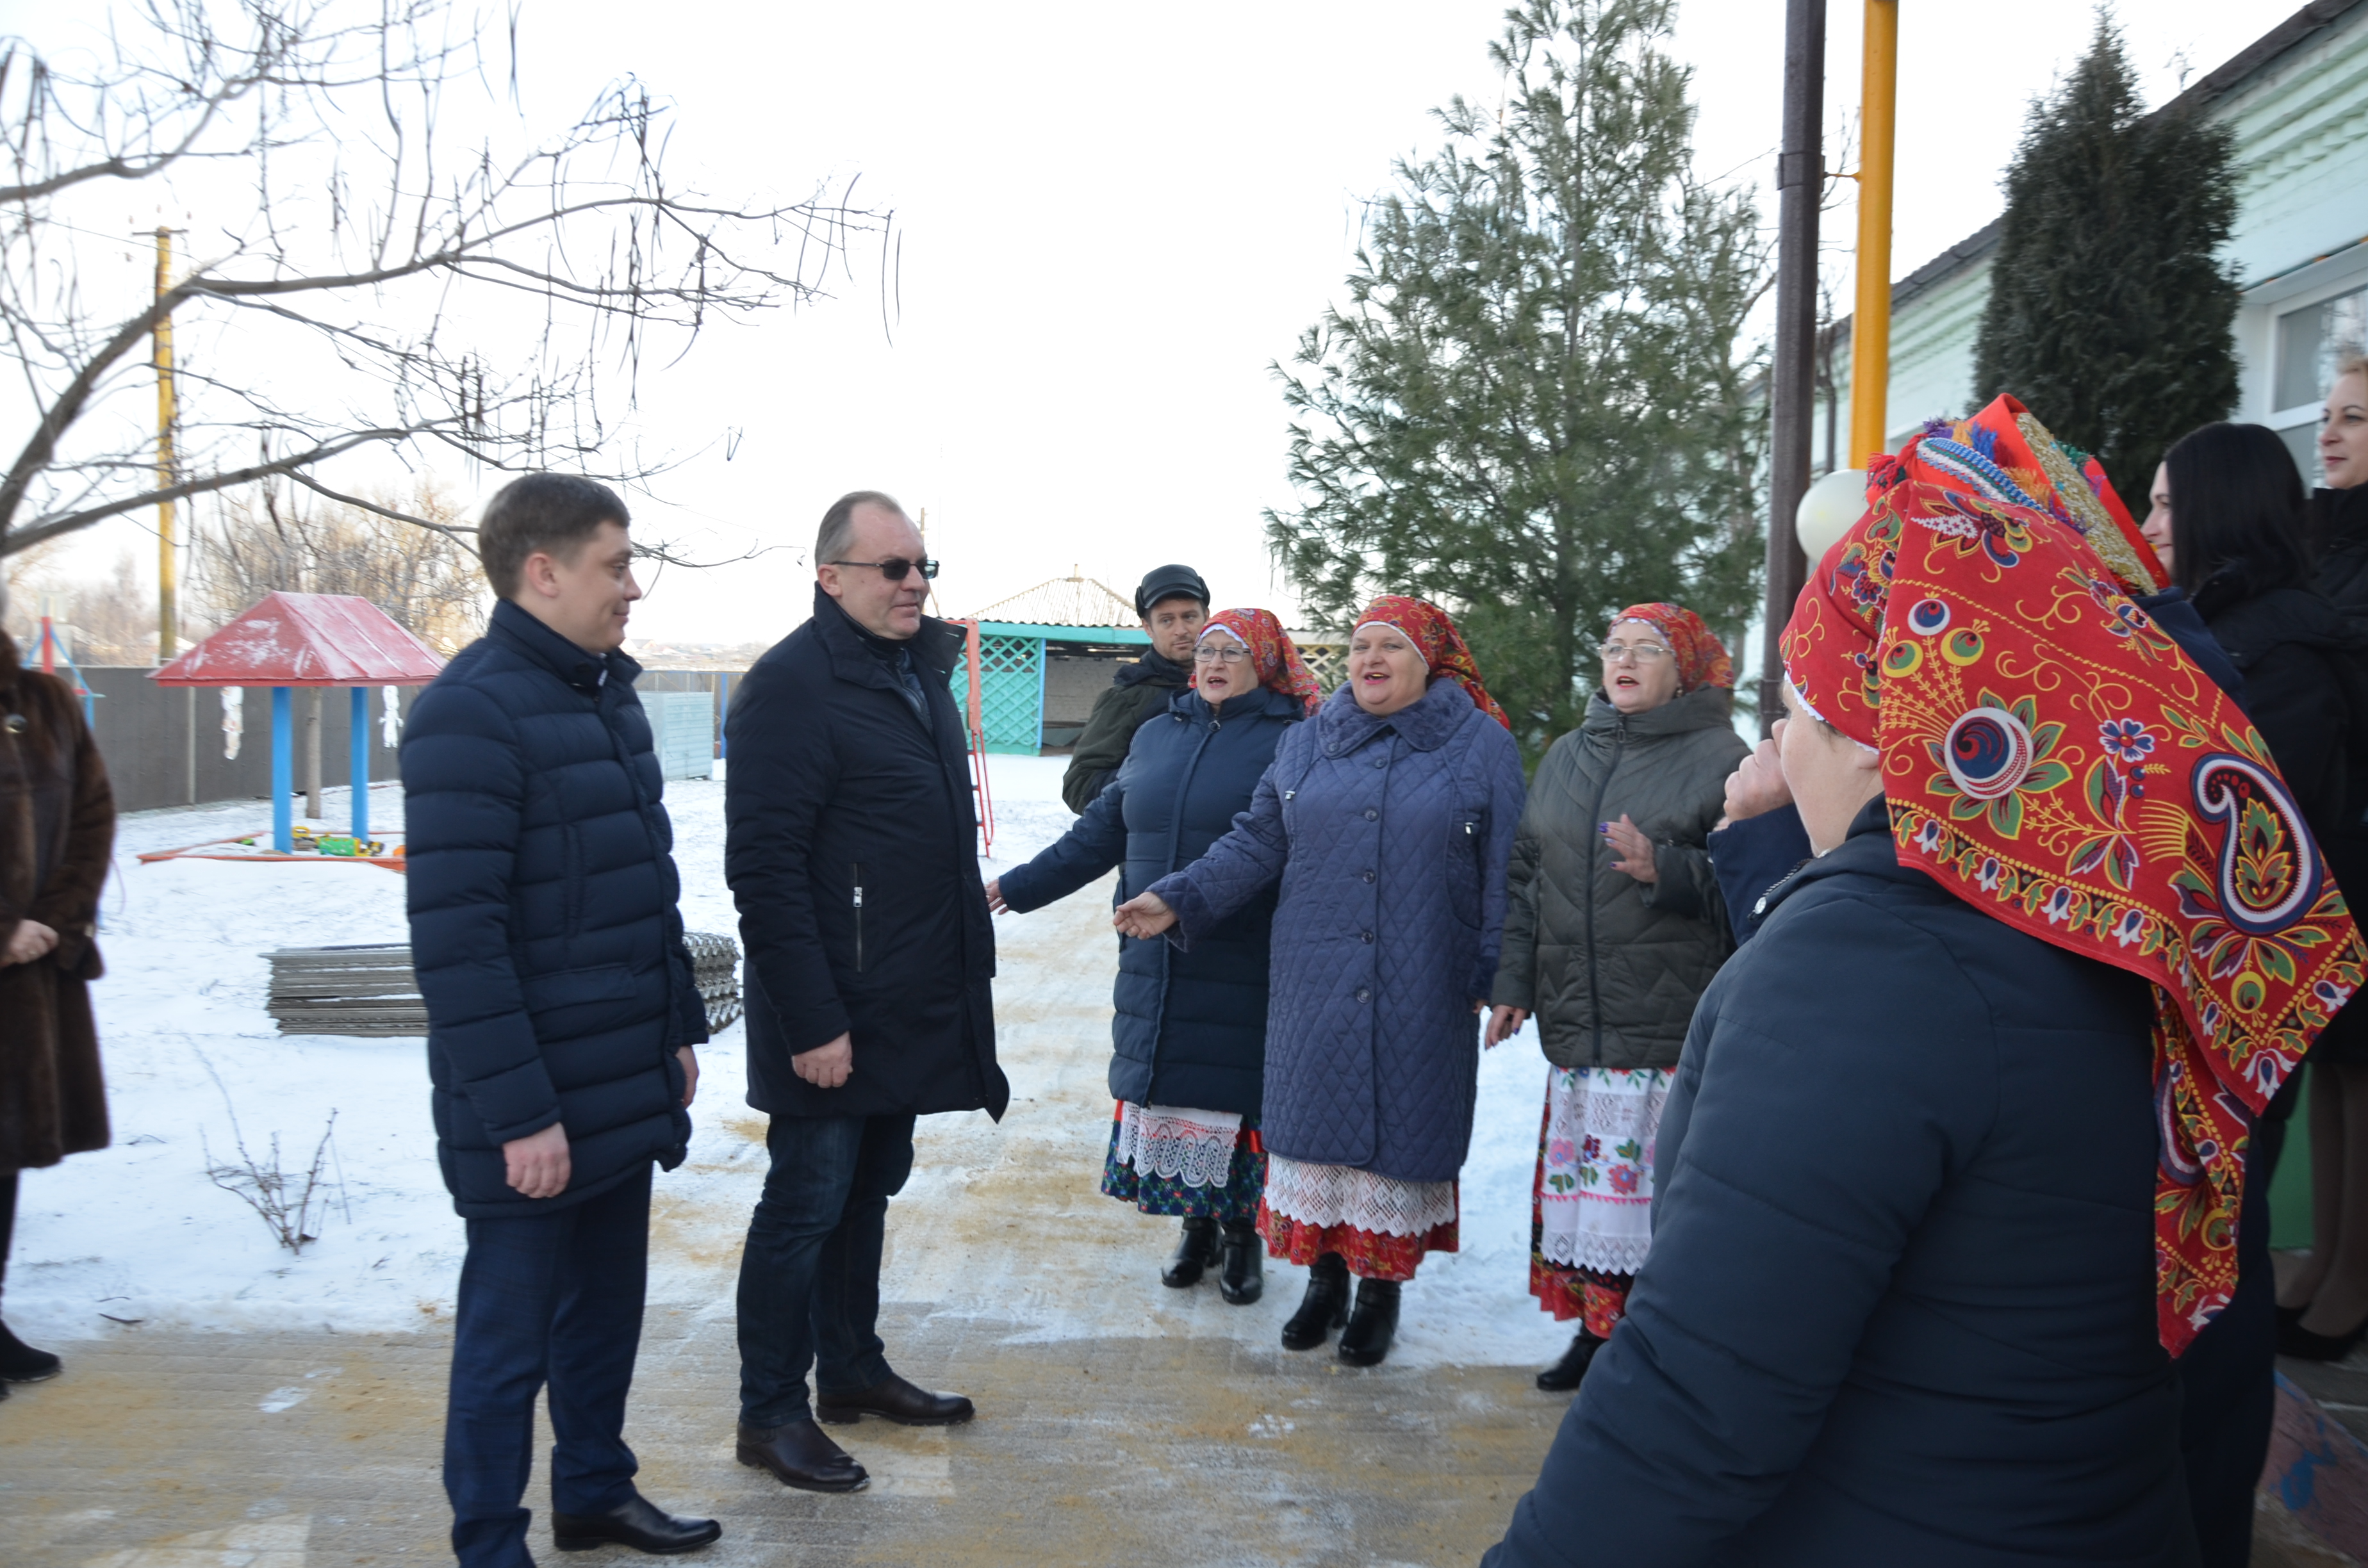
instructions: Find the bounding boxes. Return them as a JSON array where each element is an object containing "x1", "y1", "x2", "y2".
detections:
[
  {"x1": 987, "y1": 609, "x2": 1320, "y2": 1304},
  {"x1": 1116, "y1": 596, "x2": 1525, "y2": 1367}
]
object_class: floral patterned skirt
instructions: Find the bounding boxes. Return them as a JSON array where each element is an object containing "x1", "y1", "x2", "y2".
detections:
[
  {"x1": 1257, "y1": 1154, "x2": 1458, "y2": 1284},
  {"x1": 1531, "y1": 1065, "x2": 1672, "y2": 1335},
  {"x1": 1099, "y1": 1103, "x2": 1266, "y2": 1225}
]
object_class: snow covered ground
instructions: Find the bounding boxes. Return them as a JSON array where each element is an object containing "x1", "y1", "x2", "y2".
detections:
[{"x1": 11, "y1": 752, "x2": 1566, "y2": 1369}]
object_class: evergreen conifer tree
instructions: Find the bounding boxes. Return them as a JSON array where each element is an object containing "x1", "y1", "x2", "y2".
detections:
[
  {"x1": 1972, "y1": 12, "x2": 2238, "y2": 504},
  {"x1": 1268, "y1": 0, "x2": 1766, "y2": 762}
]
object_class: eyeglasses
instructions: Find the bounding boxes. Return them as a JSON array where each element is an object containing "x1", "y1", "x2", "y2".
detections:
[
  {"x1": 825, "y1": 556, "x2": 939, "y2": 582},
  {"x1": 1597, "y1": 641, "x2": 1673, "y2": 664},
  {"x1": 1193, "y1": 644, "x2": 1249, "y2": 665}
]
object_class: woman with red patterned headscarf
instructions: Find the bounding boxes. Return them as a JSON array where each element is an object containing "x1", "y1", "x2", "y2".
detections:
[
  {"x1": 1484, "y1": 399, "x2": 2367, "y2": 1567},
  {"x1": 1484, "y1": 601, "x2": 1746, "y2": 1394},
  {"x1": 1111, "y1": 596, "x2": 1527, "y2": 1367},
  {"x1": 987, "y1": 610, "x2": 1314, "y2": 1306}
]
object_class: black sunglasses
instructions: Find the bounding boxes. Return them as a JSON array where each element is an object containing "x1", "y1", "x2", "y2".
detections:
[{"x1": 825, "y1": 556, "x2": 939, "y2": 582}]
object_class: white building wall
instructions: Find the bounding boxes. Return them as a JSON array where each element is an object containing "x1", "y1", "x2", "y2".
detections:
[{"x1": 1828, "y1": 4, "x2": 2368, "y2": 478}]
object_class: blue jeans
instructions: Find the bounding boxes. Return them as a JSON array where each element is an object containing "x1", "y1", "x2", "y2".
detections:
[
  {"x1": 444, "y1": 1166, "x2": 650, "y2": 1568},
  {"x1": 736, "y1": 1113, "x2": 916, "y2": 1427}
]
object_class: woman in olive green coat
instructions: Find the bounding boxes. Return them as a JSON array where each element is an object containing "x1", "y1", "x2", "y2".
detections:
[{"x1": 1486, "y1": 603, "x2": 1746, "y2": 1392}]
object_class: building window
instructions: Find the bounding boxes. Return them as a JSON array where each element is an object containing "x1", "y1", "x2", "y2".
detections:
[{"x1": 2276, "y1": 286, "x2": 2368, "y2": 412}]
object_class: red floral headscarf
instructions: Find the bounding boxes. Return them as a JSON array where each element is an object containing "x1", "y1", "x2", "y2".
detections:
[
  {"x1": 1608, "y1": 603, "x2": 1733, "y2": 694},
  {"x1": 1196, "y1": 608, "x2": 1323, "y2": 715},
  {"x1": 1353, "y1": 595, "x2": 1513, "y2": 731},
  {"x1": 1783, "y1": 393, "x2": 2366, "y2": 1355}
]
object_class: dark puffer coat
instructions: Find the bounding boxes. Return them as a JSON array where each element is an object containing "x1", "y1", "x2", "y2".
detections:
[
  {"x1": 1492, "y1": 687, "x2": 1747, "y2": 1070},
  {"x1": 403, "y1": 600, "x2": 709, "y2": 1218},
  {"x1": 1149, "y1": 678, "x2": 1525, "y2": 1182},
  {"x1": 1061, "y1": 649, "x2": 1192, "y2": 813},
  {"x1": 726, "y1": 587, "x2": 1007, "y2": 1122},
  {"x1": 999, "y1": 683, "x2": 1301, "y2": 1117},
  {"x1": 2191, "y1": 565, "x2": 2363, "y2": 842},
  {"x1": 2306, "y1": 484, "x2": 2368, "y2": 1059},
  {"x1": 1484, "y1": 799, "x2": 2197, "y2": 1568},
  {"x1": 2309, "y1": 482, "x2": 2368, "y2": 628},
  {"x1": 0, "y1": 632, "x2": 113, "y2": 1175}
]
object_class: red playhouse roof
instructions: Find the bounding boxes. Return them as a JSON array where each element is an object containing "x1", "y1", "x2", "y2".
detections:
[{"x1": 152, "y1": 592, "x2": 447, "y2": 687}]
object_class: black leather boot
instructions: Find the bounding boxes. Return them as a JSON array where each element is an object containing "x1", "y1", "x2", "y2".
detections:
[
  {"x1": 1280, "y1": 1253, "x2": 1350, "y2": 1350},
  {"x1": 1217, "y1": 1221, "x2": 1263, "y2": 1305},
  {"x1": 1162, "y1": 1216, "x2": 1219, "y2": 1288},
  {"x1": 1535, "y1": 1330, "x2": 1601, "y2": 1392},
  {"x1": 0, "y1": 1320, "x2": 59, "y2": 1383},
  {"x1": 1336, "y1": 1277, "x2": 1401, "y2": 1367}
]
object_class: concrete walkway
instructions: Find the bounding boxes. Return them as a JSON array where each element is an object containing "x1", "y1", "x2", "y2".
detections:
[
  {"x1": 6, "y1": 850, "x2": 2362, "y2": 1565},
  {"x1": 2, "y1": 877, "x2": 1571, "y2": 1567}
]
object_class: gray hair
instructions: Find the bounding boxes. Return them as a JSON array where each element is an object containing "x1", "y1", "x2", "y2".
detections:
[{"x1": 816, "y1": 490, "x2": 907, "y2": 566}]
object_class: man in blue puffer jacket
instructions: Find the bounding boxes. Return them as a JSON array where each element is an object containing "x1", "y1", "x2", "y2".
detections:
[{"x1": 402, "y1": 474, "x2": 718, "y2": 1567}]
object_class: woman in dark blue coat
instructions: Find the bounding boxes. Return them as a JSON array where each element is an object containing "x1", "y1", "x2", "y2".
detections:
[
  {"x1": 1486, "y1": 407, "x2": 2365, "y2": 1567},
  {"x1": 988, "y1": 609, "x2": 1320, "y2": 1303}
]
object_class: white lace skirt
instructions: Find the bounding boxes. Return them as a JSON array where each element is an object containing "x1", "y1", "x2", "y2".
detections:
[
  {"x1": 1112, "y1": 1102, "x2": 1242, "y2": 1189},
  {"x1": 1263, "y1": 1154, "x2": 1458, "y2": 1237},
  {"x1": 1536, "y1": 1065, "x2": 1672, "y2": 1277}
]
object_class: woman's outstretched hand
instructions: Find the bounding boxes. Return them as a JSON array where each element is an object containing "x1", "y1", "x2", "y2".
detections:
[
  {"x1": 1114, "y1": 890, "x2": 1178, "y2": 939},
  {"x1": 1603, "y1": 815, "x2": 1658, "y2": 883},
  {"x1": 1486, "y1": 1004, "x2": 1529, "y2": 1048},
  {"x1": 984, "y1": 878, "x2": 1009, "y2": 915}
]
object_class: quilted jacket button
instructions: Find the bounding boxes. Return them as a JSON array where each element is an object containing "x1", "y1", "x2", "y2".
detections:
[
  {"x1": 1363, "y1": 808, "x2": 1378, "y2": 821},
  {"x1": 1361, "y1": 930, "x2": 1375, "y2": 943},
  {"x1": 1374, "y1": 756, "x2": 1388, "y2": 768},
  {"x1": 1361, "y1": 870, "x2": 1375, "y2": 883},
  {"x1": 1355, "y1": 987, "x2": 1370, "y2": 1002}
]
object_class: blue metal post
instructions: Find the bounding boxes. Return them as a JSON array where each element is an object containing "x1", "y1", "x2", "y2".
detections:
[
  {"x1": 717, "y1": 672, "x2": 731, "y2": 760},
  {"x1": 271, "y1": 687, "x2": 293, "y2": 853},
  {"x1": 1033, "y1": 637, "x2": 1048, "y2": 755},
  {"x1": 350, "y1": 686, "x2": 370, "y2": 844}
]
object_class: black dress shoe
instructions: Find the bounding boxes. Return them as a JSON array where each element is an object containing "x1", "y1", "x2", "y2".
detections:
[
  {"x1": 1336, "y1": 1278, "x2": 1401, "y2": 1368},
  {"x1": 2278, "y1": 1311, "x2": 2368, "y2": 1362},
  {"x1": 1281, "y1": 1254, "x2": 1351, "y2": 1351},
  {"x1": 1162, "y1": 1216, "x2": 1219, "y2": 1289},
  {"x1": 1218, "y1": 1222, "x2": 1264, "y2": 1305},
  {"x1": 552, "y1": 1494, "x2": 721, "y2": 1555},
  {"x1": 0, "y1": 1322, "x2": 60, "y2": 1384},
  {"x1": 1535, "y1": 1330, "x2": 1602, "y2": 1392},
  {"x1": 814, "y1": 1372, "x2": 974, "y2": 1426},
  {"x1": 735, "y1": 1417, "x2": 869, "y2": 1492}
]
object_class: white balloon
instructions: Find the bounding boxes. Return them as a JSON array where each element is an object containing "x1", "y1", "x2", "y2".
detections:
[{"x1": 1796, "y1": 468, "x2": 1870, "y2": 563}]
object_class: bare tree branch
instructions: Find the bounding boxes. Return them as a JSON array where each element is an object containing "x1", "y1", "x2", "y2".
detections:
[{"x1": 0, "y1": 0, "x2": 889, "y2": 560}]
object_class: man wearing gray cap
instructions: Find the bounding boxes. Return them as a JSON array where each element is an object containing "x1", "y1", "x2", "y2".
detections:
[{"x1": 1059, "y1": 564, "x2": 1208, "y2": 813}]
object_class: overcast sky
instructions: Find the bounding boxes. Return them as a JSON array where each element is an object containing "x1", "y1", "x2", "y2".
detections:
[{"x1": 21, "y1": 0, "x2": 2290, "y2": 644}]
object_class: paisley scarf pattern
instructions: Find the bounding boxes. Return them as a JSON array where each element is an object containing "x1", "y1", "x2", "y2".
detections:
[{"x1": 1783, "y1": 393, "x2": 2367, "y2": 1355}]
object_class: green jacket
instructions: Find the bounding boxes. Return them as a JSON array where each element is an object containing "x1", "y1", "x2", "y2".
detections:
[
  {"x1": 1491, "y1": 687, "x2": 1747, "y2": 1071},
  {"x1": 1060, "y1": 652, "x2": 1191, "y2": 813}
]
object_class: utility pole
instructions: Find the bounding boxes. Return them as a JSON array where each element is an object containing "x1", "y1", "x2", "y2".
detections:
[
  {"x1": 1848, "y1": 1, "x2": 1898, "y2": 470},
  {"x1": 1760, "y1": 0, "x2": 1827, "y2": 737},
  {"x1": 152, "y1": 226, "x2": 179, "y2": 664}
]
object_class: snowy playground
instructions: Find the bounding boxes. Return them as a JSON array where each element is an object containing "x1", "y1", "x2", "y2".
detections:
[{"x1": 8, "y1": 755, "x2": 1572, "y2": 1371}]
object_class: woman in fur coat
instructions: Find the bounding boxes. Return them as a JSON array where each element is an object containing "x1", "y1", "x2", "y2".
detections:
[{"x1": 0, "y1": 616, "x2": 115, "y2": 1393}]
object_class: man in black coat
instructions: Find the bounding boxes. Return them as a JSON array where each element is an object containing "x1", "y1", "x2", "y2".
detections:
[
  {"x1": 403, "y1": 475, "x2": 719, "y2": 1565},
  {"x1": 725, "y1": 489, "x2": 1007, "y2": 1494},
  {"x1": 1058, "y1": 563, "x2": 1209, "y2": 812}
]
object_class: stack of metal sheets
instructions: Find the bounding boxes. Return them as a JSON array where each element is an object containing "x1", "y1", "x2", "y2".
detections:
[{"x1": 265, "y1": 935, "x2": 743, "y2": 1037}]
